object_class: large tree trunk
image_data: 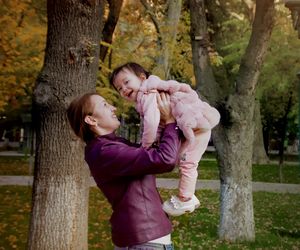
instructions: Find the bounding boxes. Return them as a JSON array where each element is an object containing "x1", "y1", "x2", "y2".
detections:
[
  {"x1": 252, "y1": 100, "x2": 269, "y2": 164},
  {"x1": 189, "y1": 0, "x2": 274, "y2": 242},
  {"x1": 214, "y1": 95, "x2": 256, "y2": 241},
  {"x1": 28, "y1": 1, "x2": 104, "y2": 249}
]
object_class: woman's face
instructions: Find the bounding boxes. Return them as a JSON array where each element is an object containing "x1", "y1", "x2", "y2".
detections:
[
  {"x1": 113, "y1": 69, "x2": 144, "y2": 102},
  {"x1": 87, "y1": 95, "x2": 120, "y2": 134}
]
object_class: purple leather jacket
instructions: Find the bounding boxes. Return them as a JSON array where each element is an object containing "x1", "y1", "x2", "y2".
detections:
[{"x1": 85, "y1": 123, "x2": 181, "y2": 247}]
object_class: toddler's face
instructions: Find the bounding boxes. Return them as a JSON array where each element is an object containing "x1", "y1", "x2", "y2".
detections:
[{"x1": 113, "y1": 69, "x2": 144, "y2": 102}]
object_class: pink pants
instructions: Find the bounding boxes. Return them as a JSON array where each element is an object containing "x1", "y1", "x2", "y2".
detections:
[{"x1": 178, "y1": 130, "x2": 211, "y2": 199}]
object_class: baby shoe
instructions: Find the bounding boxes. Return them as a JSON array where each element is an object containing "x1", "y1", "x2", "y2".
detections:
[{"x1": 162, "y1": 195, "x2": 200, "y2": 216}]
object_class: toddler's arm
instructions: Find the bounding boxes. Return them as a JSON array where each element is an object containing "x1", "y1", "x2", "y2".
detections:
[
  {"x1": 141, "y1": 92, "x2": 161, "y2": 148},
  {"x1": 143, "y1": 75, "x2": 192, "y2": 94}
]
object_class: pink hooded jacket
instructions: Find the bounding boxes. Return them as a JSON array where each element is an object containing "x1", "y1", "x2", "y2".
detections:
[{"x1": 136, "y1": 75, "x2": 220, "y2": 148}]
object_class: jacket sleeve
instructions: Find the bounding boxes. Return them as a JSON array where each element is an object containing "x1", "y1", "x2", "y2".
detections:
[
  {"x1": 140, "y1": 92, "x2": 161, "y2": 148},
  {"x1": 89, "y1": 123, "x2": 181, "y2": 181}
]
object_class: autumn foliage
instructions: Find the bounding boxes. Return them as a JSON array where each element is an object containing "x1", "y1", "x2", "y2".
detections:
[{"x1": 0, "y1": 0, "x2": 46, "y2": 112}]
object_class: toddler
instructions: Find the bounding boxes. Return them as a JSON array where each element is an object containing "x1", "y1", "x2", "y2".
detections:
[{"x1": 110, "y1": 62, "x2": 220, "y2": 216}]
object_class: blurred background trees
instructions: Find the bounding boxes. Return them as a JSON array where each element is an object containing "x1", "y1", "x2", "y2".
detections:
[
  {"x1": 0, "y1": 0, "x2": 46, "y2": 146},
  {"x1": 0, "y1": 0, "x2": 298, "y2": 164}
]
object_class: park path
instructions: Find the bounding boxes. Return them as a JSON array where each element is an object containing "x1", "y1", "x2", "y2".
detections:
[
  {"x1": 0, "y1": 176, "x2": 299, "y2": 194},
  {"x1": 0, "y1": 150, "x2": 299, "y2": 193}
]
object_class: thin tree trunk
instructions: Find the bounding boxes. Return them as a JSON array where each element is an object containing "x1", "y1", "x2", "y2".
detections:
[
  {"x1": 278, "y1": 93, "x2": 293, "y2": 183},
  {"x1": 263, "y1": 119, "x2": 271, "y2": 155},
  {"x1": 100, "y1": 0, "x2": 123, "y2": 63},
  {"x1": 161, "y1": 0, "x2": 182, "y2": 78},
  {"x1": 28, "y1": 1, "x2": 104, "y2": 249},
  {"x1": 252, "y1": 100, "x2": 269, "y2": 164},
  {"x1": 189, "y1": 0, "x2": 275, "y2": 242},
  {"x1": 140, "y1": 0, "x2": 182, "y2": 78}
]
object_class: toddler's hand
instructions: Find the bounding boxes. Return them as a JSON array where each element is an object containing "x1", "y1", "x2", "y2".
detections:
[{"x1": 156, "y1": 92, "x2": 175, "y2": 124}]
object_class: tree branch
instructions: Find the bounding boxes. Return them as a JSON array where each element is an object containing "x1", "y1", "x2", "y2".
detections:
[
  {"x1": 236, "y1": 0, "x2": 275, "y2": 96},
  {"x1": 140, "y1": 0, "x2": 162, "y2": 44},
  {"x1": 241, "y1": 0, "x2": 255, "y2": 23},
  {"x1": 100, "y1": 0, "x2": 123, "y2": 62},
  {"x1": 189, "y1": 0, "x2": 221, "y2": 104}
]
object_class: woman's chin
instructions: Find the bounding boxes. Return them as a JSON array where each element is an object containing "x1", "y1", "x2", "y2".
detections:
[{"x1": 115, "y1": 120, "x2": 121, "y2": 128}]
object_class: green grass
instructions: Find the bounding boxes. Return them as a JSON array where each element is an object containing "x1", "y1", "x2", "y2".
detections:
[
  {"x1": 0, "y1": 186, "x2": 299, "y2": 249},
  {"x1": 0, "y1": 156, "x2": 299, "y2": 184},
  {"x1": 0, "y1": 156, "x2": 34, "y2": 176},
  {"x1": 159, "y1": 160, "x2": 300, "y2": 184}
]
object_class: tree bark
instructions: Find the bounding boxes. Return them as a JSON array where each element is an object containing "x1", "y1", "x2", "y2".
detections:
[
  {"x1": 161, "y1": 0, "x2": 182, "y2": 78},
  {"x1": 278, "y1": 93, "x2": 293, "y2": 182},
  {"x1": 28, "y1": 1, "x2": 104, "y2": 249},
  {"x1": 252, "y1": 100, "x2": 269, "y2": 164},
  {"x1": 100, "y1": 0, "x2": 123, "y2": 63},
  {"x1": 189, "y1": 0, "x2": 274, "y2": 242},
  {"x1": 140, "y1": 0, "x2": 182, "y2": 78},
  {"x1": 278, "y1": 93, "x2": 293, "y2": 165}
]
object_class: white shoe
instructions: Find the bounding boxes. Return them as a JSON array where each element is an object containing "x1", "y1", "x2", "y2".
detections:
[{"x1": 162, "y1": 195, "x2": 200, "y2": 216}]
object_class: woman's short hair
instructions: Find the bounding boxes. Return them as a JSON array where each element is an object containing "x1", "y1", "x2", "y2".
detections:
[{"x1": 67, "y1": 93, "x2": 97, "y2": 143}]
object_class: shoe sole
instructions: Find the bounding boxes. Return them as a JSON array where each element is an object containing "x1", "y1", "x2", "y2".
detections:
[
  {"x1": 163, "y1": 203, "x2": 201, "y2": 216},
  {"x1": 171, "y1": 204, "x2": 200, "y2": 216},
  {"x1": 184, "y1": 203, "x2": 200, "y2": 214}
]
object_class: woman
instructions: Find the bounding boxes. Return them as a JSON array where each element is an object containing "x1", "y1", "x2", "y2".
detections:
[{"x1": 67, "y1": 92, "x2": 181, "y2": 249}]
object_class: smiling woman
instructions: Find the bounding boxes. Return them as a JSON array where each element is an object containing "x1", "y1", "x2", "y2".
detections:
[
  {"x1": 67, "y1": 92, "x2": 180, "y2": 249},
  {"x1": 67, "y1": 93, "x2": 120, "y2": 142},
  {"x1": 84, "y1": 95, "x2": 120, "y2": 136}
]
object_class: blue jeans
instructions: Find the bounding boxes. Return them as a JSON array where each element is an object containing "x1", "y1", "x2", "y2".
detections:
[{"x1": 114, "y1": 242, "x2": 174, "y2": 250}]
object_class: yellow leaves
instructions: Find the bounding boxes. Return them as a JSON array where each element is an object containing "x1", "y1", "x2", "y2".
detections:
[
  {"x1": 0, "y1": 101, "x2": 6, "y2": 112},
  {"x1": 100, "y1": 41, "x2": 113, "y2": 49},
  {"x1": 26, "y1": 9, "x2": 36, "y2": 18},
  {"x1": 0, "y1": 186, "x2": 32, "y2": 249},
  {"x1": 0, "y1": 0, "x2": 46, "y2": 110},
  {"x1": 31, "y1": 56, "x2": 40, "y2": 63},
  {"x1": 209, "y1": 51, "x2": 223, "y2": 67},
  {"x1": 0, "y1": 223, "x2": 7, "y2": 234},
  {"x1": 3, "y1": 75, "x2": 16, "y2": 84},
  {"x1": 7, "y1": 235, "x2": 17, "y2": 248}
]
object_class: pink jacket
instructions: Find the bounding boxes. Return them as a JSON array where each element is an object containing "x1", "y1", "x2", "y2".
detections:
[{"x1": 136, "y1": 75, "x2": 220, "y2": 148}]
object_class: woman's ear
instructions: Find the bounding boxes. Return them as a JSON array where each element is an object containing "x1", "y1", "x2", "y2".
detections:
[{"x1": 84, "y1": 115, "x2": 97, "y2": 126}]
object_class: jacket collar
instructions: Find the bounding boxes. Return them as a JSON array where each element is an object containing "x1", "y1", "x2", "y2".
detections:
[{"x1": 96, "y1": 132, "x2": 117, "y2": 140}]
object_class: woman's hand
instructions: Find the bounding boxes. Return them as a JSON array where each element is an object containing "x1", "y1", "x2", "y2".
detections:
[{"x1": 156, "y1": 92, "x2": 175, "y2": 124}]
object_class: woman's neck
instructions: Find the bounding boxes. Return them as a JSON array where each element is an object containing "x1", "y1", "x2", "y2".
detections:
[{"x1": 93, "y1": 126, "x2": 115, "y2": 137}]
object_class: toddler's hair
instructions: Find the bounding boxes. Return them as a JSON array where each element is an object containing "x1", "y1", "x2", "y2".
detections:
[{"x1": 110, "y1": 62, "x2": 150, "y2": 87}]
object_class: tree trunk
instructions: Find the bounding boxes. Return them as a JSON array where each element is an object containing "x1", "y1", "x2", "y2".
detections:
[
  {"x1": 214, "y1": 95, "x2": 256, "y2": 241},
  {"x1": 161, "y1": 0, "x2": 182, "y2": 79},
  {"x1": 140, "y1": 0, "x2": 182, "y2": 78},
  {"x1": 278, "y1": 93, "x2": 293, "y2": 182},
  {"x1": 100, "y1": 0, "x2": 123, "y2": 63},
  {"x1": 28, "y1": 1, "x2": 104, "y2": 249},
  {"x1": 278, "y1": 94, "x2": 293, "y2": 164},
  {"x1": 189, "y1": 0, "x2": 274, "y2": 242},
  {"x1": 252, "y1": 100, "x2": 269, "y2": 164}
]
